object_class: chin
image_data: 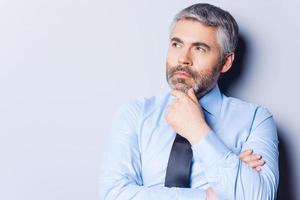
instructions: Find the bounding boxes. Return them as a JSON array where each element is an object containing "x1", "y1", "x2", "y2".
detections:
[{"x1": 173, "y1": 83, "x2": 191, "y2": 93}]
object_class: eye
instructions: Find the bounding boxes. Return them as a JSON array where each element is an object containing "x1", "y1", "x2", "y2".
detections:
[
  {"x1": 195, "y1": 46, "x2": 206, "y2": 52},
  {"x1": 171, "y1": 42, "x2": 182, "y2": 48}
]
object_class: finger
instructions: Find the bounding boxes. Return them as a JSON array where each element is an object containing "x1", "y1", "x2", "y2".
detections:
[
  {"x1": 242, "y1": 154, "x2": 262, "y2": 162},
  {"x1": 206, "y1": 187, "x2": 217, "y2": 200},
  {"x1": 239, "y1": 149, "x2": 253, "y2": 159},
  {"x1": 171, "y1": 90, "x2": 187, "y2": 100},
  {"x1": 247, "y1": 159, "x2": 265, "y2": 168},
  {"x1": 187, "y1": 88, "x2": 198, "y2": 104},
  {"x1": 255, "y1": 166, "x2": 262, "y2": 171}
]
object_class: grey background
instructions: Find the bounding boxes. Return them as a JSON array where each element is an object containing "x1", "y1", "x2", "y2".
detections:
[{"x1": 0, "y1": 0, "x2": 299, "y2": 199}]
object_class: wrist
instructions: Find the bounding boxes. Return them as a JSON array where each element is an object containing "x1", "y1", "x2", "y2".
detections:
[{"x1": 188, "y1": 123, "x2": 211, "y2": 145}]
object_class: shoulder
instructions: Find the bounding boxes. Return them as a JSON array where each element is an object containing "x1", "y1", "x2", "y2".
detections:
[
  {"x1": 223, "y1": 95, "x2": 272, "y2": 114},
  {"x1": 117, "y1": 91, "x2": 170, "y2": 119},
  {"x1": 222, "y1": 95, "x2": 274, "y2": 128}
]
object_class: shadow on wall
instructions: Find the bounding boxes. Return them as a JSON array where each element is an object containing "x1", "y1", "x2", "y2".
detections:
[
  {"x1": 218, "y1": 35, "x2": 296, "y2": 200},
  {"x1": 218, "y1": 34, "x2": 248, "y2": 94},
  {"x1": 277, "y1": 128, "x2": 296, "y2": 200}
]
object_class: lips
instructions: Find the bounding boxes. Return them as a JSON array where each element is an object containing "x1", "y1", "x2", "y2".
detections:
[{"x1": 174, "y1": 70, "x2": 192, "y2": 78}]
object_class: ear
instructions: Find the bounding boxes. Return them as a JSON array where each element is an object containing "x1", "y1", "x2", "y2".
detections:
[{"x1": 220, "y1": 53, "x2": 235, "y2": 73}]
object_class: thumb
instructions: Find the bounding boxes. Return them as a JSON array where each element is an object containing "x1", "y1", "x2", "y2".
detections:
[{"x1": 187, "y1": 88, "x2": 198, "y2": 103}]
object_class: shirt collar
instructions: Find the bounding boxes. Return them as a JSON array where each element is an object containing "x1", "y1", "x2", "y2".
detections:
[{"x1": 199, "y1": 84, "x2": 223, "y2": 118}]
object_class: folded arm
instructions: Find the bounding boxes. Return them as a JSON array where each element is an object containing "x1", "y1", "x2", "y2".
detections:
[
  {"x1": 99, "y1": 101, "x2": 275, "y2": 200},
  {"x1": 192, "y1": 107, "x2": 279, "y2": 200}
]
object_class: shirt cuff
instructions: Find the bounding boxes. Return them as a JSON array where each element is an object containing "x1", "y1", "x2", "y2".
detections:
[
  {"x1": 191, "y1": 131, "x2": 230, "y2": 169},
  {"x1": 176, "y1": 187, "x2": 207, "y2": 199}
]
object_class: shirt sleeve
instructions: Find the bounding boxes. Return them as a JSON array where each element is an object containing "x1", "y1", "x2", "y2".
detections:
[
  {"x1": 191, "y1": 106, "x2": 279, "y2": 200},
  {"x1": 98, "y1": 100, "x2": 207, "y2": 200}
]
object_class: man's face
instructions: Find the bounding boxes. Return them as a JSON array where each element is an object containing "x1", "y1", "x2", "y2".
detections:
[{"x1": 166, "y1": 19, "x2": 223, "y2": 97}]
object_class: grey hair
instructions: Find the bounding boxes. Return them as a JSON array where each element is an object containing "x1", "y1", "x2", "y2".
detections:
[{"x1": 170, "y1": 3, "x2": 239, "y2": 59}]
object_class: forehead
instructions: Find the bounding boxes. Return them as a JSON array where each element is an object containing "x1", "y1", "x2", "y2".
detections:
[{"x1": 170, "y1": 19, "x2": 219, "y2": 47}]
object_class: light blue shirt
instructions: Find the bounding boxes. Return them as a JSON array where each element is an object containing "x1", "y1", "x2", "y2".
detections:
[{"x1": 99, "y1": 84, "x2": 279, "y2": 199}]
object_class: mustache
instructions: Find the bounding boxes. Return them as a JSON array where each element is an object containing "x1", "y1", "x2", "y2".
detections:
[{"x1": 167, "y1": 65, "x2": 196, "y2": 79}]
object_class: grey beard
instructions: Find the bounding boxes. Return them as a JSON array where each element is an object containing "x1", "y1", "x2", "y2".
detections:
[{"x1": 166, "y1": 65, "x2": 221, "y2": 100}]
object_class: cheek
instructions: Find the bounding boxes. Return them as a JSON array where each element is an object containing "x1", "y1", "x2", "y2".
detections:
[
  {"x1": 193, "y1": 53, "x2": 210, "y2": 64},
  {"x1": 193, "y1": 54, "x2": 220, "y2": 70}
]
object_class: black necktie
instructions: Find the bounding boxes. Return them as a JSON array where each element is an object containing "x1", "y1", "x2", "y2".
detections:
[{"x1": 164, "y1": 133, "x2": 193, "y2": 188}]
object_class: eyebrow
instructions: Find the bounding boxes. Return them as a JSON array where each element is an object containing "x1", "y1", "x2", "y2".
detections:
[{"x1": 170, "y1": 37, "x2": 211, "y2": 50}]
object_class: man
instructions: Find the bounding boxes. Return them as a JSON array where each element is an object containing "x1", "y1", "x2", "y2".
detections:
[{"x1": 99, "y1": 3, "x2": 279, "y2": 200}]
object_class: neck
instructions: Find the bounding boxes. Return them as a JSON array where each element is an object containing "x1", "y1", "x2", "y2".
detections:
[{"x1": 194, "y1": 83, "x2": 217, "y2": 101}]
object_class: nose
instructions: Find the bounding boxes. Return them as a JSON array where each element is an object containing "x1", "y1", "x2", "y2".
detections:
[{"x1": 178, "y1": 48, "x2": 192, "y2": 66}]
